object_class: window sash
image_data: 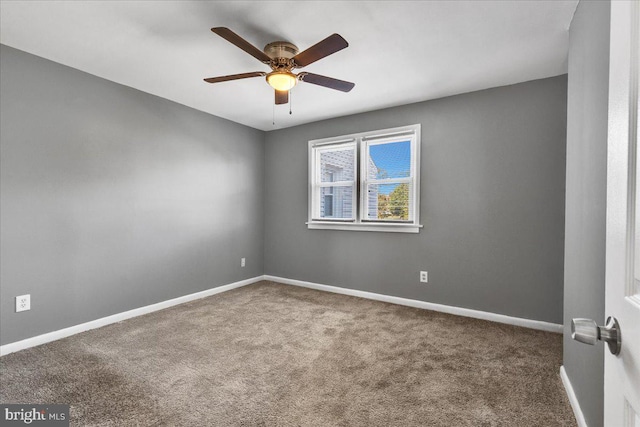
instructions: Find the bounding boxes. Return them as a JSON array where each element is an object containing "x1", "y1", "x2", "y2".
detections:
[
  {"x1": 316, "y1": 181, "x2": 354, "y2": 188},
  {"x1": 310, "y1": 141, "x2": 357, "y2": 221},
  {"x1": 364, "y1": 177, "x2": 412, "y2": 185},
  {"x1": 360, "y1": 136, "x2": 417, "y2": 223}
]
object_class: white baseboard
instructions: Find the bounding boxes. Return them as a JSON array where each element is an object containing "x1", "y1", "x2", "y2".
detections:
[
  {"x1": 0, "y1": 276, "x2": 263, "y2": 357},
  {"x1": 264, "y1": 275, "x2": 564, "y2": 333},
  {"x1": 1, "y1": 274, "x2": 563, "y2": 357},
  {"x1": 560, "y1": 366, "x2": 588, "y2": 427}
]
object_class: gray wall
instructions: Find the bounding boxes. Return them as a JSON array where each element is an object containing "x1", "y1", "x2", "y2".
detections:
[
  {"x1": 563, "y1": 1, "x2": 610, "y2": 426},
  {"x1": 0, "y1": 45, "x2": 265, "y2": 345},
  {"x1": 264, "y1": 76, "x2": 567, "y2": 324},
  {"x1": 1, "y1": 43, "x2": 569, "y2": 348}
]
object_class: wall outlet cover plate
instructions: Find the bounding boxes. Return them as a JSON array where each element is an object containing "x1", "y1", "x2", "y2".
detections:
[{"x1": 16, "y1": 294, "x2": 31, "y2": 312}]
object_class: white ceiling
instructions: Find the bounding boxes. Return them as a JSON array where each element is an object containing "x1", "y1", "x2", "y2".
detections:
[{"x1": 0, "y1": 1, "x2": 577, "y2": 131}]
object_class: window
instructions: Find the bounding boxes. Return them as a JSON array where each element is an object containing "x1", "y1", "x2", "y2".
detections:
[{"x1": 308, "y1": 124, "x2": 421, "y2": 233}]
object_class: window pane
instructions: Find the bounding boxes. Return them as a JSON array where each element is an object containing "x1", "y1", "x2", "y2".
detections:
[
  {"x1": 368, "y1": 140, "x2": 411, "y2": 179},
  {"x1": 320, "y1": 186, "x2": 353, "y2": 219},
  {"x1": 320, "y1": 149, "x2": 354, "y2": 182},
  {"x1": 367, "y1": 183, "x2": 412, "y2": 220}
]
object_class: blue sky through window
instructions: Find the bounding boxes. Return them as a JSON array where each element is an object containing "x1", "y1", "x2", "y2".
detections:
[{"x1": 369, "y1": 140, "x2": 411, "y2": 194}]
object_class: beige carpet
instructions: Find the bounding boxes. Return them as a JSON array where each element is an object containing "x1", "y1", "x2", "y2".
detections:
[{"x1": 0, "y1": 281, "x2": 576, "y2": 426}]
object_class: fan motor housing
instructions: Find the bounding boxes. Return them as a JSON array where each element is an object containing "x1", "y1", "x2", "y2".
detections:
[{"x1": 264, "y1": 41, "x2": 299, "y2": 59}]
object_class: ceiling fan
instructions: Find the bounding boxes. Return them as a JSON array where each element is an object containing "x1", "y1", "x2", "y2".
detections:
[{"x1": 204, "y1": 27, "x2": 355, "y2": 105}]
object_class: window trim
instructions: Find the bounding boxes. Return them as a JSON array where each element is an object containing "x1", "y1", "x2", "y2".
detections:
[{"x1": 307, "y1": 124, "x2": 422, "y2": 233}]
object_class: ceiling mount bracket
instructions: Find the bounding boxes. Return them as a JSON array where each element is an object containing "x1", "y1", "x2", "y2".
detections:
[{"x1": 264, "y1": 41, "x2": 299, "y2": 60}]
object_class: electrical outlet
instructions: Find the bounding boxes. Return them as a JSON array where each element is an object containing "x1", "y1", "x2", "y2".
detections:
[
  {"x1": 16, "y1": 294, "x2": 30, "y2": 312},
  {"x1": 420, "y1": 271, "x2": 428, "y2": 283},
  {"x1": 241, "y1": 258, "x2": 246, "y2": 267}
]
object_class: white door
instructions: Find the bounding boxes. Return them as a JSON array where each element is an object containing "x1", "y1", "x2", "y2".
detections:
[{"x1": 604, "y1": 1, "x2": 640, "y2": 425}]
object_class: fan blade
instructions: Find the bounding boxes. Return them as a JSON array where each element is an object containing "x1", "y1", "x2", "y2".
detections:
[
  {"x1": 211, "y1": 27, "x2": 272, "y2": 64},
  {"x1": 275, "y1": 90, "x2": 289, "y2": 105},
  {"x1": 299, "y1": 73, "x2": 355, "y2": 92},
  {"x1": 292, "y1": 34, "x2": 348, "y2": 67},
  {"x1": 204, "y1": 72, "x2": 266, "y2": 84}
]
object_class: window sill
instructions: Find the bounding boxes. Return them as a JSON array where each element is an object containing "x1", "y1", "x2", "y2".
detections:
[{"x1": 306, "y1": 221, "x2": 422, "y2": 233}]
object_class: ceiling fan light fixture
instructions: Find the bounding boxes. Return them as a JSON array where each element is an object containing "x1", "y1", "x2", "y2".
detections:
[
  {"x1": 205, "y1": 28, "x2": 354, "y2": 104},
  {"x1": 266, "y1": 72, "x2": 297, "y2": 91}
]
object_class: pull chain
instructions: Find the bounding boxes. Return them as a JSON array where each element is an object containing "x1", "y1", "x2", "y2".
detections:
[
  {"x1": 272, "y1": 101, "x2": 275, "y2": 126},
  {"x1": 289, "y1": 89, "x2": 293, "y2": 115}
]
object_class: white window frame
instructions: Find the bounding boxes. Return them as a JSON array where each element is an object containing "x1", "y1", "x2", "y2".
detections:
[
  {"x1": 307, "y1": 124, "x2": 422, "y2": 233},
  {"x1": 309, "y1": 140, "x2": 358, "y2": 222}
]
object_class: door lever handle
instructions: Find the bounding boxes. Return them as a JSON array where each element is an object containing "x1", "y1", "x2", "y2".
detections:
[{"x1": 571, "y1": 316, "x2": 621, "y2": 355}]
